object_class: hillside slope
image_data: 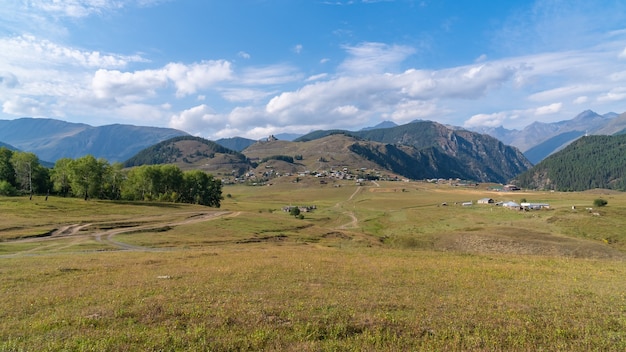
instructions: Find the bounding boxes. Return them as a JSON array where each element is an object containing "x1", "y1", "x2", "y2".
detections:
[
  {"x1": 124, "y1": 136, "x2": 251, "y2": 175},
  {"x1": 514, "y1": 134, "x2": 626, "y2": 191},
  {"x1": 296, "y1": 121, "x2": 531, "y2": 183}
]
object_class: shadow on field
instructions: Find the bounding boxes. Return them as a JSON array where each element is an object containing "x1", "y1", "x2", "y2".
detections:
[{"x1": 435, "y1": 227, "x2": 626, "y2": 259}]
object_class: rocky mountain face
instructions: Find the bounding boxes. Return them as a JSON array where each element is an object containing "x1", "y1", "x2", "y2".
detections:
[
  {"x1": 0, "y1": 118, "x2": 188, "y2": 162},
  {"x1": 295, "y1": 121, "x2": 532, "y2": 183},
  {"x1": 472, "y1": 110, "x2": 623, "y2": 164}
]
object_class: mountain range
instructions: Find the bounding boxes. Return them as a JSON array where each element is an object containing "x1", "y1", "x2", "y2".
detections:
[
  {"x1": 1, "y1": 109, "x2": 625, "y2": 187},
  {"x1": 0, "y1": 118, "x2": 188, "y2": 162},
  {"x1": 124, "y1": 121, "x2": 532, "y2": 183},
  {"x1": 471, "y1": 110, "x2": 625, "y2": 164}
]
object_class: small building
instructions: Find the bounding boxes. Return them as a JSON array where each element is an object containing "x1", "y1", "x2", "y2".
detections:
[
  {"x1": 521, "y1": 202, "x2": 550, "y2": 210},
  {"x1": 461, "y1": 201, "x2": 473, "y2": 206},
  {"x1": 477, "y1": 198, "x2": 495, "y2": 204},
  {"x1": 501, "y1": 201, "x2": 521, "y2": 210},
  {"x1": 503, "y1": 184, "x2": 520, "y2": 191}
]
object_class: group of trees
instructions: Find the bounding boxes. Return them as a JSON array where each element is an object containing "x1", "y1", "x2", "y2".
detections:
[{"x1": 0, "y1": 147, "x2": 222, "y2": 207}]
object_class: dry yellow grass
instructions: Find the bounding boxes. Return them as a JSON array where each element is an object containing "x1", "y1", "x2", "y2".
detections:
[{"x1": 2, "y1": 180, "x2": 626, "y2": 350}]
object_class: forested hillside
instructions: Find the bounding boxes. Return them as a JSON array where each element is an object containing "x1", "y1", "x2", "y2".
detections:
[{"x1": 515, "y1": 135, "x2": 626, "y2": 191}]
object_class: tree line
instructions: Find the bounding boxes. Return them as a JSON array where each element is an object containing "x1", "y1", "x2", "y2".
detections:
[{"x1": 0, "y1": 147, "x2": 222, "y2": 207}]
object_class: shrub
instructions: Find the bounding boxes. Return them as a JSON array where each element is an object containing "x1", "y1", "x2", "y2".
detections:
[
  {"x1": 0, "y1": 180, "x2": 17, "y2": 196},
  {"x1": 593, "y1": 198, "x2": 608, "y2": 207}
]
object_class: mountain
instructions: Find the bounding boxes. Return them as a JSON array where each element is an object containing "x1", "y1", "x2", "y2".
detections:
[
  {"x1": 514, "y1": 134, "x2": 626, "y2": 191},
  {"x1": 215, "y1": 137, "x2": 257, "y2": 152},
  {"x1": 0, "y1": 141, "x2": 17, "y2": 150},
  {"x1": 274, "y1": 133, "x2": 303, "y2": 141},
  {"x1": 473, "y1": 110, "x2": 621, "y2": 163},
  {"x1": 124, "y1": 136, "x2": 250, "y2": 175},
  {"x1": 361, "y1": 120, "x2": 398, "y2": 131},
  {"x1": 0, "y1": 118, "x2": 188, "y2": 162},
  {"x1": 295, "y1": 121, "x2": 532, "y2": 183}
]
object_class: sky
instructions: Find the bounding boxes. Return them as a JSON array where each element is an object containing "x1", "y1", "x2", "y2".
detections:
[{"x1": 1, "y1": 0, "x2": 626, "y2": 140}]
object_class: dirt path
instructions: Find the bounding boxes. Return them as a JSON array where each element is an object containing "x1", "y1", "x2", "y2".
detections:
[
  {"x1": 1, "y1": 211, "x2": 237, "y2": 256},
  {"x1": 334, "y1": 186, "x2": 362, "y2": 229}
]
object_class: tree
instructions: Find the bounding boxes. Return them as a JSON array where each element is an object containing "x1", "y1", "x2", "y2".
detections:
[
  {"x1": 289, "y1": 206, "x2": 300, "y2": 217},
  {"x1": 10, "y1": 151, "x2": 41, "y2": 196},
  {"x1": 0, "y1": 147, "x2": 16, "y2": 186},
  {"x1": 51, "y1": 158, "x2": 73, "y2": 197},
  {"x1": 70, "y1": 155, "x2": 108, "y2": 200},
  {"x1": 181, "y1": 170, "x2": 222, "y2": 207}
]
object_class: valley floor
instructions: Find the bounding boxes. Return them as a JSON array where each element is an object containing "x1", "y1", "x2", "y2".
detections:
[{"x1": 1, "y1": 180, "x2": 626, "y2": 350}]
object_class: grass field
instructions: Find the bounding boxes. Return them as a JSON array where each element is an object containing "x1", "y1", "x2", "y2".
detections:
[{"x1": 1, "y1": 179, "x2": 626, "y2": 350}]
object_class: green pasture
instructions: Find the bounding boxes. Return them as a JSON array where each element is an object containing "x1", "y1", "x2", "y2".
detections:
[{"x1": 1, "y1": 180, "x2": 626, "y2": 350}]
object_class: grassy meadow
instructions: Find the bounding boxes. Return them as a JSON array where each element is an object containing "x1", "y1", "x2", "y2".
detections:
[{"x1": 2, "y1": 178, "x2": 626, "y2": 350}]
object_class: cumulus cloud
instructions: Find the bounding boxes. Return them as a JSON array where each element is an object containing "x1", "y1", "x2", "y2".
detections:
[
  {"x1": 92, "y1": 60, "x2": 232, "y2": 100},
  {"x1": 464, "y1": 112, "x2": 509, "y2": 128},
  {"x1": 166, "y1": 61, "x2": 233, "y2": 97},
  {"x1": 238, "y1": 51, "x2": 251, "y2": 59},
  {"x1": 293, "y1": 44, "x2": 303, "y2": 54},
  {"x1": 92, "y1": 68, "x2": 168, "y2": 100},
  {"x1": 2, "y1": 96, "x2": 47, "y2": 116},
  {"x1": 169, "y1": 104, "x2": 224, "y2": 132}
]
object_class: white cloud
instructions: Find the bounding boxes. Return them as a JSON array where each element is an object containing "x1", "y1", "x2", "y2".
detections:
[
  {"x1": 464, "y1": 112, "x2": 509, "y2": 128},
  {"x1": 619, "y1": 47, "x2": 626, "y2": 59},
  {"x1": 165, "y1": 61, "x2": 233, "y2": 97},
  {"x1": 92, "y1": 60, "x2": 233, "y2": 100},
  {"x1": 27, "y1": 0, "x2": 165, "y2": 18},
  {"x1": 169, "y1": 104, "x2": 224, "y2": 132},
  {"x1": 92, "y1": 68, "x2": 167, "y2": 100},
  {"x1": 573, "y1": 96, "x2": 588, "y2": 104},
  {"x1": 339, "y1": 42, "x2": 416, "y2": 74},
  {"x1": 333, "y1": 105, "x2": 359, "y2": 116},
  {"x1": 0, "y1": 35, "x2": 144, "y2": 69},
  {"x1": 306, "y1": 73, "x2": 328, "y2": 82},
  {"x1": 534, "y1": 102, "x2": 562, "y2": 115},
  {"x1": 528, "y1": 85, "x2": 601, "y2": 102},
  {"x1": 2, "y1": 96, "x2": 47, "y2": 116},
  {"x1": 0, "y1": 72, "x2": 19, "y2": 88},
  {"x1": 597, "y1": 87, "x2": 626, "y2": 102},
  {"x1": 238, "y1": 51, "x2": 251, "y2": 59},
  {"x1": 238, "y1": 64, "x2": 302, "y2": 85},
  {"x1": 293, "y1": 44, "x2": 303, "y2": 54}
]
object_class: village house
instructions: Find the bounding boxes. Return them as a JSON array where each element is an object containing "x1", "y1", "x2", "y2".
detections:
[
  {"x1": 521, "y1": 202, "x2": 550, "y2": 210},
  {"x1": 477, "y1": 198, "x2": 495, "y2": 204}
]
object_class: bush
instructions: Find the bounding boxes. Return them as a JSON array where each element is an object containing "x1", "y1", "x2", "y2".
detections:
[
  {"x1": 593, "y1": 198, "x2": 608, "y2": 207},
  {"x1": 0, "y1": 180, "x2": 17, "y2": 196}
]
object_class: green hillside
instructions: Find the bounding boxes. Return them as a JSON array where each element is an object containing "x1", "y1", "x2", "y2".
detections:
[{"x1": 515, "y1": 134, "x2": 626, "y2": 191}]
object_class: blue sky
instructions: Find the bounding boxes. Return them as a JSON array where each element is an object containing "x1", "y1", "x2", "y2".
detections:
[{"x1": 1, "y1": 0, "x2": 626, "y2": 140}]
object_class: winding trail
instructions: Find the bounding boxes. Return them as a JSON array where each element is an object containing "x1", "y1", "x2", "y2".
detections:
[
  {"x1": 1, "y1": 211, "x2": 238, "y2": 257},
  {"x1": 335, "y1": 186, "x2": 363, "y2": 229}
]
